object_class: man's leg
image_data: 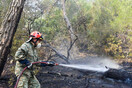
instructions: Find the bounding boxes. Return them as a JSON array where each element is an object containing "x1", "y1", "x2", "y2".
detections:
[
  {"x1": 29, "y1": 75, "x2": 41, "y2": 88},
  {"x1": 17, "y1": 74, "x2": 29, "y2": 88}
]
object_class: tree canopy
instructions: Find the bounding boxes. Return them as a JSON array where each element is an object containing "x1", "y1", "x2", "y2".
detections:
[{"x1": 0, "y1": 0, "x2": 131, "y2": 59}]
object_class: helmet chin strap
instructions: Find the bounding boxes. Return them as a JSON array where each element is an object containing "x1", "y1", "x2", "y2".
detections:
[{"x1": 32, "y1": 39, "x2": 39, "y2": 47}]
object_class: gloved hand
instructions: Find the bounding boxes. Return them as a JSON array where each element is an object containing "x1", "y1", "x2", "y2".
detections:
[
  {"x1": 19, "y1": 59, "x2": 32, "y2": 68},
  {"x1": 41, "y1": 61, "x2": 48, "y2": 67}
]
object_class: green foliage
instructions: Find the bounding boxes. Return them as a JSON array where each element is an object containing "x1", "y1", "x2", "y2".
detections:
[
  {"x1": 32, "y1": 5, "x2": 66, "y2": 42},
  {"x1": 11, "y1": 29, "x2": 28, "y2": 56},
  {"x1": 73, "y1": 0, "x2": 132, "y2": 59},
  {"x1": 7, "y1": 0, "x2": 132, "y2": 59},
  {"x1": 103, "y1": 35, "x2": 125, "y2": 59},
  {"x1": 110, "y1": 0, "x2": 132, "y2": 31}
]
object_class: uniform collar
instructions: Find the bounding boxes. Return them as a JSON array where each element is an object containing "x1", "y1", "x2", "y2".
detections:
[{"x1": 29, "y1": 42, "x2": 35, "y2": 49}]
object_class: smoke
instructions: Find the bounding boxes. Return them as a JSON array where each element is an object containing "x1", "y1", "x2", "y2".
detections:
[
  {"x1": 53, "y1": 36, "x2": 121, "y2": 72},
  {"x1": 69, "y1": 56, "x2": 121, "y2": 69},
  {"x1": 53, "y1": 36, "x2": 80, "y2": 60}
]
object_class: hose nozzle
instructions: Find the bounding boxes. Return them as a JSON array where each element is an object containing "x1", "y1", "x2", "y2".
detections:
[{"x1": 55, "y1": 63, "x2": 59, "y2": 66}]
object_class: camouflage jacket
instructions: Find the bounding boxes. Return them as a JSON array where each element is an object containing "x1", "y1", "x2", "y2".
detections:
[{"x1": 15, "y1": 41, "x2": 40, "y2": 76}]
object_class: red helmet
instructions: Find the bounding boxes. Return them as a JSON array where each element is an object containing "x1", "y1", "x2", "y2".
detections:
[{"x1": 30, "y1": 31, "x2": 43, "y2": 40}]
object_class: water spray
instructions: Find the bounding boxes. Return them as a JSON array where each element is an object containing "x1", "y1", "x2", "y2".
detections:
[{"x1": 59, "y1": 64, "x2": 109, "y2": 72}]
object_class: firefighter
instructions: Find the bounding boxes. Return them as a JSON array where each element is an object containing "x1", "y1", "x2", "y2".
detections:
[{"x1": 15, "y1": 31, "x2": 54, "y2": 88}]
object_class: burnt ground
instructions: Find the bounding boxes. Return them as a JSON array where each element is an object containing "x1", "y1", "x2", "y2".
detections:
[
  {"x1": 0, "y1": 56, "x2": 132, "y2": 88},
  {"x1": 37, "y1": 65, "x2": 132, "y2": 88}
]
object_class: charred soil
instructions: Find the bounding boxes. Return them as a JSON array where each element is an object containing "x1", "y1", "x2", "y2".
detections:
[{"x1": 0, "y1": 57, "x2": 132, "y2": 88}]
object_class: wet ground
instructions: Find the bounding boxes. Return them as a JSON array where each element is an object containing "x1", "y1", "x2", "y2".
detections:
[
  {"x1": 0, "y1": 56, "x2": 132, "y2": 88},
  {"x1": 37, "y1": 65, "x2": 132, "y2": 88}
]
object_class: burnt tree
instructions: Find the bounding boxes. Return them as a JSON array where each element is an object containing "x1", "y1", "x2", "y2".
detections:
[
  {"x1": 104, "y1": 68, "x2": 132, "y2": 81},
  {"x1": 0, "y1": 0, "x2": 26, "y2": 76},
  {"x1": 62, "y1": 0, "x2": 78, "y2": 59}
]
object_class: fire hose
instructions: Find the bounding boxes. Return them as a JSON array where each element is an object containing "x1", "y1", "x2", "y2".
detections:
[{"x1": 14, "y1": 61, "x2": 59, "y2": 88}]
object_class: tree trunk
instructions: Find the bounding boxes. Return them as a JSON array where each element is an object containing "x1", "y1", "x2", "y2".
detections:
[
  {"x1": 62, "y1": 0, "x2": 75, "y2": 40},
  {"x1": 104, "y1": 68, "x2": 132, "y2": 81},
  {"x1": 0, "y1": 0, "x2": 26, "y2": 76},
  {"x1": 62, "y1": 0, "x2": 78, "y2": 59}
]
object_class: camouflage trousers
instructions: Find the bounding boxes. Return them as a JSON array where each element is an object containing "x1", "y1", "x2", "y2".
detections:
[{"x1": 17, "y1": 74, "x2": 41, "y2": 88}]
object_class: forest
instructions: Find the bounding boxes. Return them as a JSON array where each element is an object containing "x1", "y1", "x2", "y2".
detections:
[
  {"x1": 1, "y1": 0, "x2": 131, "y2": 59},
  {"x1": 0, "y1": 0, "x2": 132, "y2": 88}
]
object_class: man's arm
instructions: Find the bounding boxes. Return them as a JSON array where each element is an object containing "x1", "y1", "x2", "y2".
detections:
[
  {"x1": 15, "y1": 43, "x2": 32, "y2": 68},
  {"x1": 15, "y1": 43, "x2": 28, "y2": 61}
]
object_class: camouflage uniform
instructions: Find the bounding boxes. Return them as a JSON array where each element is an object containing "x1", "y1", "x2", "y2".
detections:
[{"x1": 15, "y1": 41, "x2": 41, "y2": 88}]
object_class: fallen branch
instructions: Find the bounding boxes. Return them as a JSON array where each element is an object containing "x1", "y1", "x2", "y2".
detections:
[
  {"x1": 104, "y1": 68, "x2": 132, "y2": 81},
  {"x1": 42, "y1": 40, "x2": 69, "y2": 63}
]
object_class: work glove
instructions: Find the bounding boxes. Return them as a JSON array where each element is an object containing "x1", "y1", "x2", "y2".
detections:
[
  {"x1": 41, "y1": 61, "x2": 48, "y2": 67},
  {"x1": 19, "y1": 59, "x2": 32, "y2": 68}
]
